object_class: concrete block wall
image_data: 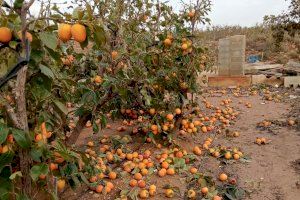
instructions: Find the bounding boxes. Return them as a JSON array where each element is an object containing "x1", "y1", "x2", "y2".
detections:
[
  {"x1": 218, "y1": 38, "x2": 230, "y2": 76},
  {"x1": 284, "y1": 76, "x2": 300, "y2": 88},
  {"x1": 218, "y1": 35, "x2": 246, "y2": 76}
]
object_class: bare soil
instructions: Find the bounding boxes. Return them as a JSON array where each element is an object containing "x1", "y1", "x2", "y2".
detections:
[
  {"x1": 61, "y1": 87, "x2": 300, "y2": 200},
  {"x1": 206, "y1": 92, "x2": 300, "y2": 200}
]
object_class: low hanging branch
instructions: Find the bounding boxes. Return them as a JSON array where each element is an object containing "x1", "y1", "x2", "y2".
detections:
[{"x1": 66, "y1": 88, "x2": 118, "y2": 146}]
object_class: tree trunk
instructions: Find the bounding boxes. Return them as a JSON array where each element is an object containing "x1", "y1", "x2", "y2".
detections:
[
  {"x1": 15, "y1": 66, "x2": 32, "y2": 196},
  {"x1": 17, "y1": 1, "x2": 36, "y2": 194},
  {"x1": 66, "y1": 113, "x2": 92, "y2": 146}
]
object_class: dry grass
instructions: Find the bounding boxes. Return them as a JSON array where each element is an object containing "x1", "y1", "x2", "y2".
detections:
[{"x1": 197, "y1": 25, "x2": 300, "y2": 64}]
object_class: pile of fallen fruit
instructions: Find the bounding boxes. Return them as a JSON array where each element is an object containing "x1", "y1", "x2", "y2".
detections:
[{"x1": 58, "y1": 86, "x2": 298, "y2": 200}]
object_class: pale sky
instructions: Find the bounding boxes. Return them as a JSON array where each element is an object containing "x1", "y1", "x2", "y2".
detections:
[
  {"x1": 206, "y1": 0, "x2": 290, "y2": 27},
  {"x1": 173, "y1": 0, "x2": 291, "y2": 27},
  {"x1": 30, "y1": 0, "x2": 291, "y2": 27}
]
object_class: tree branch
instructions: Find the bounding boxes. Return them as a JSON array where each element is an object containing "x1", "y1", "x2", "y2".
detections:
[
  {"x1": 0, "y1": 94, "x2": 20, "y2": 128},
  {"x1": 23, "y1": 0, "x2": 35, "y2": 11},
  {"x1": 66, "y1": 89, "x2": 117, "y2": 146},
  {"x1": 15, "y1": 67, "x2": 29, "y2": 131}
]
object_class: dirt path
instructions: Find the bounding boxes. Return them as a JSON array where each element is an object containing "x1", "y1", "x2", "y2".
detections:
[{"x1": 206, "y1": 94, "x2": 300, "y2": 200}]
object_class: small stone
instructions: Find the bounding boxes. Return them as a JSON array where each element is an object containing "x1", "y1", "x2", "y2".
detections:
[{"x1": 289, "y1": 95, "x2": 298, "y2": 99}]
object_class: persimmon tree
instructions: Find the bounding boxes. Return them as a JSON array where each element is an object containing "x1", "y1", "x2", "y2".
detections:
[{"x1": 0, "y1": 0, "x2": 212, "y2": 198}]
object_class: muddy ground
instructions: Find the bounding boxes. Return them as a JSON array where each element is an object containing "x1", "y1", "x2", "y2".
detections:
[{"x1": 61, "y1": 86, "x2": 300, "y2": 200}]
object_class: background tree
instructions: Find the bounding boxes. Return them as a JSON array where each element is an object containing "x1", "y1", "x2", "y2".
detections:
[{"x1": 264, "y1": 0, "x2": 300, "y2": 50}]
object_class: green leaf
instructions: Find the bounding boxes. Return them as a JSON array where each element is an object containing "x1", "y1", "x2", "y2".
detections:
[
  {"x1": 0, "y1": 179, "x2": 11, "y2": 200},
  {"x1": 29, "y1": 74, "x2": 52, "y2": 101},
  {"x1": 30, "y1": 164, "x2": 49, "y2": 181},
  {"x1": 16, "y1": 194, "x2": 30, "y2": 200},
  {"x1": 93, "y1": 121, "x2": 99, "y2": 133},
  {"x1": 0, "y1": 152, "x2": 14, "y2": 173},
  {"x1": 86, "y1": 3, "x2": 93, "y2": 20},
  {"x1": 120, "y1": 189, "x2": 129, "y2": 196},
  {"x1": 64, "y1": 163, "x2": 78, "y2": 176},
  {"x1": 0, "y1": 123, "x2": 9, "y2": 145},
  {"x1": 128, "y1": 188, "x2": 139, "y2": 200},
  {"x1": 74, "y1": 106, "x2": 86, "y2": 117},
  {"x1": 100, "y1": 115, "x2": 107, "y2": 129},
  {"x1": 50, "y1": 14, "x2": 63, "y2": 20},
  {"x1": 46, "y1": 47, "x2": 61, "y2": 61},
  {"x1": 9, "y1": 171, "x2": 22, "y2": 180},
  {"x1": 94, "y1": 25, "x2": 106, "y2": 48},
  {"x1": 73, "y1": 7, "x2": 84, "y2": 20},
  {"x1": 30, "y1": 148, "x2": 43, "y2": 162},
  {"x1": 79, "y1": 172, "x2": 90, "y2": 185},
  {"x1": 7, "y1": 52, "x2": 18, "y2": 71},
  {"x1": 140, "y1": 88, "x2": 151, "y2": 106},
  {"x1": 198, "y1": 177, "x2": 208, "y2": 187},
  {"x1": 39, "y1": 64, "x2": 54, "y2": 79},
  {"x1": 49, "y1": 192, "x2": 59, "y2": 200},
  {"x1": 12, "y1": 128, "x2": 31, "y2": 149},
  {"x1": 9, "y1": 41, "x2": 18, "y2": 49},
  {"x1": 0, "y1": 166, "x2": 11, "y2": 179},
  {"x1": 173, "y1": 158, "x2": 186, "y2": 170},
  {"x1": 81, "y1": 90, "x2": 97, "y2": 105},
  {"x1": 53, "y1": 100, "x2": 68, "y2": 116},
  {"x1": 13, "y1": 0, "x2": 24, "y2": 9},
  {"x1": 71, "y1": 174, "x2": 81, "y2": 187},
  {"x1": 148, "y1": 167, "x2": 155, "y2": 175},
  {"x1": 39, "y1": 32, "x2": 57, "y2": 50},
  {"x1": 0, "y1": 62, "x2": 8, "y2": 78},
  {"x1": 224, "y1": 185, "x2": 245, "y2": 200},
  {"x1": 0, "y1": 188, "x2": 10, "y2": 200},
  {"x1": 31, "y1": 50, "x2": 43, "y2": 64}
]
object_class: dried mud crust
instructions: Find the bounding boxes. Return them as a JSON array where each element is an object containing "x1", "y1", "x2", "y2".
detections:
[{"x1": 61, "y1": 87, "x2": 300, "y2": 200}]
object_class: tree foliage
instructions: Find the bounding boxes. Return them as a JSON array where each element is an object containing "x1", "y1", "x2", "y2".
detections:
[{"x1": 0, "y1": 0, "x2": 212, "y2": 198}]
